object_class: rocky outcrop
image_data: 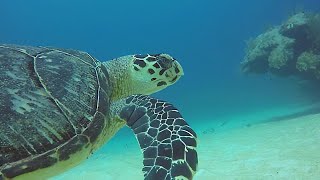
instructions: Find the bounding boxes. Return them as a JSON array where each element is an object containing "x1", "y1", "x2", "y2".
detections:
[{"x1": 242, "y1": 12, "x2": 320, "y2": 80}]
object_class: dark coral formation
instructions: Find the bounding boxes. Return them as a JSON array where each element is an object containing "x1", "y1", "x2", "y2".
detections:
[{"x1": 242, "y1": 12, "x2": 320, "y2": 80}]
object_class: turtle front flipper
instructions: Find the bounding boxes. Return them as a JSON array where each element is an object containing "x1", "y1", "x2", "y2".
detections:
[{"x1": 112, "y1": 95, "x2": 198, "y2": 180}]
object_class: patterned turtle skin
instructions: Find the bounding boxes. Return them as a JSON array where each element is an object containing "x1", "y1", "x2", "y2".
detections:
[{"x1": 0, "y1": 44, "x2": 198, "y2": 180}]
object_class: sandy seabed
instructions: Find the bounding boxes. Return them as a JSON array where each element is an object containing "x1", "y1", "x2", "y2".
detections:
[{"x1": 53, "y1": 110, "x2": 320, "y2": 180}]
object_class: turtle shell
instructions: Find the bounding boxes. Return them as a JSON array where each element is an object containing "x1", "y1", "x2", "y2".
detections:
[{"x1": 0, "y1": 44, "x2": 111, "y2": 178}]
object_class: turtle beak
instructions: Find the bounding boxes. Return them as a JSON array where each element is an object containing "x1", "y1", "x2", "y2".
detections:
[
  {"x1": 174, "y1": 60, "x2": 184, "y2": 76},
  {"x1": 168, "y1": 60, "x2": 184, "y2": 84}
]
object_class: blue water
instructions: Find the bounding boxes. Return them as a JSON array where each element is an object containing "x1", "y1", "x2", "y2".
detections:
[
  {"x1": 2, "y1": 1, "x2": 320, "y2": 121},
  {"x1": 2, "y1": 0, "x2": 320, "y2": 179}
]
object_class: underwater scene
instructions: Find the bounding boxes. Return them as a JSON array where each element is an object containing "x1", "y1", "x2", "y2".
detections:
[{"x1": 1, "y1": 0, "x2": 320, "y2": 179}]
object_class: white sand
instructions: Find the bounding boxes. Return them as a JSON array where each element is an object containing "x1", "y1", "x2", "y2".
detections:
[
  {"x1": 195, "y1": 113, "x2": 320, "y2": 179},
  {"x1": 53, "y1": 112, "x2": 320, "y2": 180}
]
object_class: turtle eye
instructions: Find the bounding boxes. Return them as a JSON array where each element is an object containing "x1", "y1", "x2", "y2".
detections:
[{"x1": 156, "y1": 56, "x2": 173, "y2": 69}]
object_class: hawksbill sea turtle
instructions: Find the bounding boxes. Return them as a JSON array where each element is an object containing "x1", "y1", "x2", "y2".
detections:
[{"x1": 0, "y1": 44, "x2": 198, "y2": 180}]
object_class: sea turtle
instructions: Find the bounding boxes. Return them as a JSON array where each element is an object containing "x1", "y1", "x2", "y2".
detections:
[{"x1": 0, "y1": 44, "x2": 198, "y2": 180}]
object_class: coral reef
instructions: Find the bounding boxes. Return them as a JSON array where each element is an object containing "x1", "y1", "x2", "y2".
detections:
[
  {"x1": 242, "y1": 28, "x2": 294, "y2": 73},
  {"x1": 296, "y1": 51, "x2": 320, "y2": 78},
  {"x1": 242, "y1": 12, "x2": 320, "y2": 80}
]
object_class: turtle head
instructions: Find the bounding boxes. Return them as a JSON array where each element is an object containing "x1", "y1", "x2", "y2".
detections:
[
  {"x1": 103, "y1": 54, "x2": 184, "y2": 101},
  {"x1": 131, "y1": 54, "x2": 184, "y2": 94}
]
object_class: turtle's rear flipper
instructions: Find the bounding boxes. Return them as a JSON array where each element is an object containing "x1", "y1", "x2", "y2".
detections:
[{"x1": 115, "y1": 95, "x2": 198, "y2": 180}]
